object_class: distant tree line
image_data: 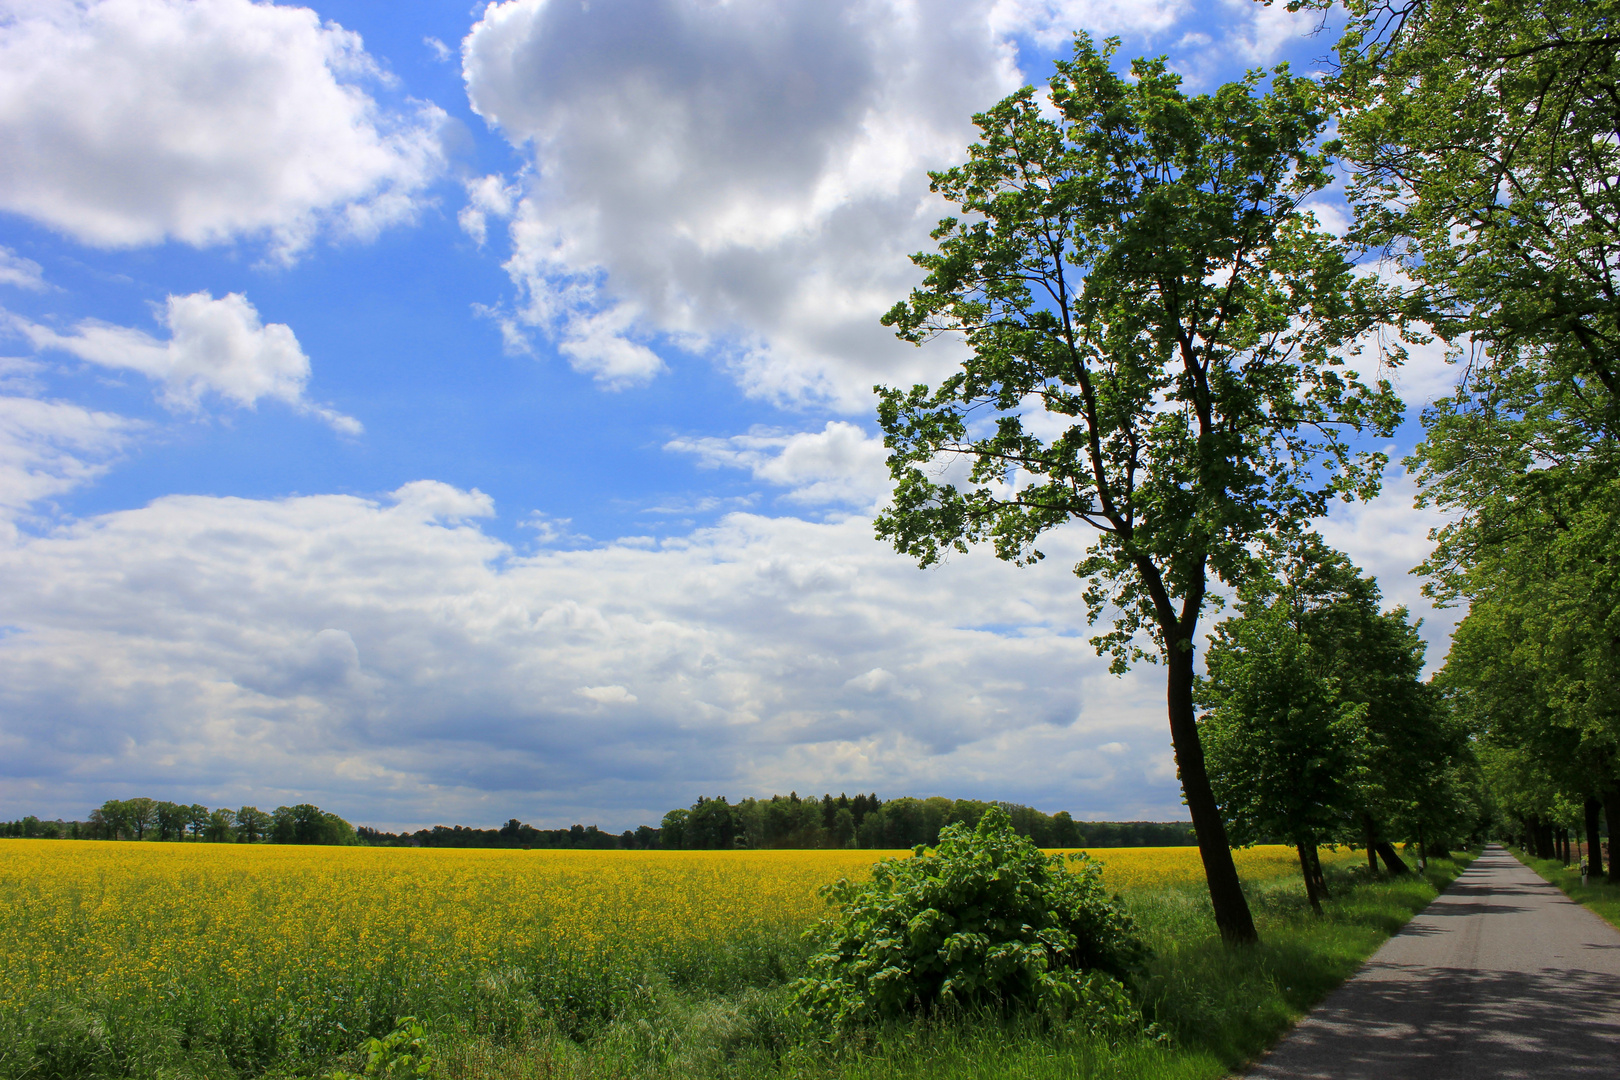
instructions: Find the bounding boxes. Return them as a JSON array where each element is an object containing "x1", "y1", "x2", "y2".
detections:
[
  {"x1": 658, "y1": 792, "x2": 1195, "y2": 850},
  {"x1": 356, "y1": 821, "x2": 661, "y2": 849},
  {"x1": 0, "y1": 799, "x2": 357, "y2": 844},
  {"x1": 3, "y1": 793, "x2": 1196, "y2": 851}
]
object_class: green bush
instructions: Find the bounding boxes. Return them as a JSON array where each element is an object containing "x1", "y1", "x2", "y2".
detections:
[
  {"x1": 325, "y1": 1016, "x2": 435, "y2": 1079},
  {"x1": 792, "y1": 806, "x2": 1146, "y2": 1029}
]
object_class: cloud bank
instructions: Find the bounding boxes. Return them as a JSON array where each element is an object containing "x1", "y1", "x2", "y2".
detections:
[{"x1": 0, "y1": 483, "x2": 1173, "y2": 829}]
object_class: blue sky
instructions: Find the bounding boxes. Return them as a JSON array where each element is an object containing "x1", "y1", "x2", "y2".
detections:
[{"x1": 0, "y1": 0, "x2": 1455, "y2": 832}]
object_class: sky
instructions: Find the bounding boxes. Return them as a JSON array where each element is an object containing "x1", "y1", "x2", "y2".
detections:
[{"x1": 0, "y1": 0, "x2": 1460, "y2": 832}]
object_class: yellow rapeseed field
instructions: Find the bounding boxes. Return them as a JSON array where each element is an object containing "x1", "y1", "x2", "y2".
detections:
[{"x1": 0, "y1": 838, "x2": 1349, "y2": 1028}]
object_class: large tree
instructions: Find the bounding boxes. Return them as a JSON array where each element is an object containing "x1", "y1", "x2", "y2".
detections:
[{"x1": 874, "y1": 36, "x2": 1407, "y2": 944}]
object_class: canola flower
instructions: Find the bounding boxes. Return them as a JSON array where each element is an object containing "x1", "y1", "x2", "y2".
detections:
[{"x1": 0, "y1": 839, "x2": 1352, "y2": 1065}]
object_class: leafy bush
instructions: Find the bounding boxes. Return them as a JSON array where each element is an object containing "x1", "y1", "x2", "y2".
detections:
[
  {"x1": 326, "y1": 1016, "x2": 435, "y2": 1079},
  {"x1": 792, "y1": 806, "x2": 1146, "y2": 1028}
]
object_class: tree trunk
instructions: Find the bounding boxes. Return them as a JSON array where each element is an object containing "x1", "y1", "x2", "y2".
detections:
[
  {"x1": 1375, "y1": 840, "x2": 1411, "y2": 875},
  {"x1": 1586, "y1": 796, "x2": 1605, "y2": 877},
  {"x1": 1526, "y1": 814, "x2": 1544, "y2": 859},
  {"x1": 1308, "y1": 845, "x2": 1330, "y2": 899},
  {"x1": 1606, "y1": 790, "x2": 1620, "y2": 885},
  {"x1": 1364, "y1": 815, "x2": 1378, "y2": 872},
  {"x1": 1296, "y1": 841, "x2": 1323, "y2": 915},
  {"x1": 1166, "y1": 639, "x2": 1258, "y2": 945}
]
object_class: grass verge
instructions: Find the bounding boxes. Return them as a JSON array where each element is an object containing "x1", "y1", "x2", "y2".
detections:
[
  {"x1": 431, "y1": 853, "x2": 1473, "y2": 1080},
  {"x1": 1512, "y1": 849, "x2": 1620, "y2": 931}
]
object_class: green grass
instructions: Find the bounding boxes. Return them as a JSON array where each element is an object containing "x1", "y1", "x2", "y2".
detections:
[
  {"x1": 428, "y1": 853, "x2": 1473, "y2": 1080},
  {"x1": 1513, "y1": 849, "x2": 1620, "y2": 930}
]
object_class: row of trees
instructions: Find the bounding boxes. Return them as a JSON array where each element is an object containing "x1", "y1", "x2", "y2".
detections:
[
  {"x1": 5, "y1": 795, "x2": 1196, "y2": 851},
  {"x1": 1367, "y1": 0, "x2": 1620, "y2": 879},
  {"x1": 357, "y1": 821, "x2": 658, "y2": 849},
  {"x1": 1197, "y1": 540, "x2": 1482, "y2": 912},
  {"x1": 659, "y1": 792, "x2": 1196, "y2": 850},
  {"x1": 869, "y1": 0, "x2": 1608, "y2": 939},
  {"x1": 64, "y1": 799, "x2": 359, "y2": 845}
]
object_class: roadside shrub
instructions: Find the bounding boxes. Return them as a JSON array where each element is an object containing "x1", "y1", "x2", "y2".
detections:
[{"x1": 792, "y1": 806, "x2": 1146, "y2": 1028}]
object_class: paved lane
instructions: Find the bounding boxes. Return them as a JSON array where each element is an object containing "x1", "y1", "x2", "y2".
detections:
[{"x1": 1247, "y1": 844, "x2": 1620, "y2": 1079}]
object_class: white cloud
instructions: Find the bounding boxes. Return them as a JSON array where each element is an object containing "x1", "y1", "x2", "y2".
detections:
[
  {"x1": 458, "y1": 173, "x2": 520, "y2": 247},
  {"x1": 461, "y1": 0, "x2": 1034, "y2": 408},
  {"x1": 576, "y1": 685, "x2": 638, "y2": 706},
  {"x1": 990, "y1": 0, "x2": 1189, "y2": 45},
  {"x1": 1315, "y1": 468, "x2": 1461, "y2": 674},
  {"x1": 665, "y1": 421, "x2": 889, "y2": 506},
  {"x1": 0, "y1": 246, "x2": 45, "y2": 290},
  {"x1": 20, "y1": 291, "x2": 361, "y2": 434},
  {"x1": 0, "y1": 0, "x2": 446, "y2": 261},
  {"x1": 0, "y1": 481, "x2": 1185, "y2": 828},
  {"x1": 0, "y1": 392, "x2": 139, "y2": 529},
  {"x1": 424, "y1": 36, "x2": 453, "y2": 63}
]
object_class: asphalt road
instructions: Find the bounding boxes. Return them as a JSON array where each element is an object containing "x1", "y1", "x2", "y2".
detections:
[{"x1": 1246, "y1": 844, "x2": 1620, "y2": 1079}]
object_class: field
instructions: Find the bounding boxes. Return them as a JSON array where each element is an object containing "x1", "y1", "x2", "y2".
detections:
[{"x1": 0, "y1": 840, "x2": 1455, "y2": 1080}]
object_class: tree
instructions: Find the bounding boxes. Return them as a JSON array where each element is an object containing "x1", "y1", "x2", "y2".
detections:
[
  {"x1": 204, "y1": 808, "x2": 236, "y2": 843},
  {"x1": 1200, "y1": 562, "x2": 1366, "y2": 913},
  {"x1": 659, "y1": 808, "x2": 688, "y2": 850},
  {"x1": 1312, "y1": 0, "x2": 1620, "y2": 855},
  {"x1": 874, "y1": 35, "x2": 1407, "y2": 943},
  {"x1": 187, "y1": 804, "x2": 209, "y2": 841},
  {"x1": 235, "y1": 806, "x2": 270, "y2": 844},
  {"x1": 124, "y1": 797, "x2": 157, "y2": 841}
]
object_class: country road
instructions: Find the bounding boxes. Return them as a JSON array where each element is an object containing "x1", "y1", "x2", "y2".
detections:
[{"x1": 1247, "y1": 844, "x2": 1620, "y2": 1079}]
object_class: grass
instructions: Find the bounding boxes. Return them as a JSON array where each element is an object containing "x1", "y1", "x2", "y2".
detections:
[
  {"x1": 430, "y1": 852, "x2": 1474, "y2": 1080},
  {"x1": 1513, "y1": 849, "x2": 1620, "y2": 931},
  {"x1": 0, "y1": 847, "x2": 1473, "y2": 1080}
]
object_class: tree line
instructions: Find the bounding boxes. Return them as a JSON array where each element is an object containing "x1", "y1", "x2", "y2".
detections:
[
  {"x1": 0, "y1": 799, "x2": 359, "y2": 845},
  {"x1": 4, "y1": 793, "x2": 1198, "y2": 851},
  {"x1": 658, "y1": 792, "x2": 1195, "y2": 850}
]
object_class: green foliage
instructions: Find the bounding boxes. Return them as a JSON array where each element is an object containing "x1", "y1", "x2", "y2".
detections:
[
  {"x1": 874, "y1": 34, "x2": 1406, "y2": 667},
  {"x1": 326, "y1": 1017, "x2": 436, "y2": 1080},
  {"x1": 1201, "y1": 577, "x2": 1366, "y2": 853},
  {"x1": 1334, "y1": 0, "x2": 1620, "y2": 451},
  {"x1": 793, "y1": 807, "x2": 1145, "y2": 1028},
  {"x1": 1202, "y1": 541, "x2": 1476, "y2": 859}
]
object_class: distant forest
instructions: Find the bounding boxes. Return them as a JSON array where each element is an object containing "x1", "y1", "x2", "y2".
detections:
[{"x1": 4, "y1": 791, "x2": 1195, "y2": 850}]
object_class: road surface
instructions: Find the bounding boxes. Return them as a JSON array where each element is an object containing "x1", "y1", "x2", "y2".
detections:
[{"x1": 1247, "y1": 844, "x2": 1620, "y2": 1079}]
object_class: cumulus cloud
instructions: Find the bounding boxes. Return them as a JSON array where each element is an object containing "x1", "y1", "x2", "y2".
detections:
[
  {"x1": 0, "y1": 482, "x2": 1180, "y2": 828},
  {"x1": 665, "y1": 421, "x2": 889, "y2": 506},
  {"x1": 19, "y1": 291, "x2": 361, "y2": 434},
  {"x1": 461, "y1": 0, "x2": 1033, "y2": 406},
  {"x1": 0, "y1": 0, "x2": 446, "y2": 261}
]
